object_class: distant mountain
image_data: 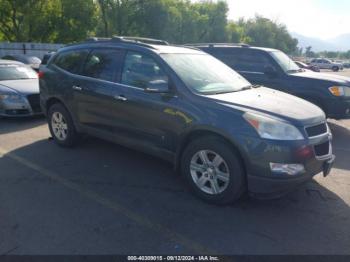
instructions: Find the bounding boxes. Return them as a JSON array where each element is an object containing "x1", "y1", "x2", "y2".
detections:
[
  {"x1": 328, "y1": 34, "x2": 350, "y2": 51},
  {"x1": 291, "y1": 32, "x2": 349, "y2": 52}
]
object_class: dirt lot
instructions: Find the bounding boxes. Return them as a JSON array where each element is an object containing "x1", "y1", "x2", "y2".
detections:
[
  {"x1": 321, "y1": 68, "x2": 350, "y2": 77},
  {"x1": 0, "y1": 75, "x2": 350, "y2": 255}
]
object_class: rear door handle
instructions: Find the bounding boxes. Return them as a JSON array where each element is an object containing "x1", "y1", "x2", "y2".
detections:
[
  {"x1": 72, "y1": 85, "x2": 82, "y2": 91},
  {"x1": 114, "y1": 95, "x2": 127, "y2": 101}
]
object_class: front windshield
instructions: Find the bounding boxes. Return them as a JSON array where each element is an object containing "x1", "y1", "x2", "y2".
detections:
[
  {"x1": 270, "y1": 51, "x2": 300, "y2": 73},
  {"x1": 161, "y1": 53, "x2": 250, "y2": 94},
  {"x1": 0, "y1": 65, "x2": 38, "y2": 81}
]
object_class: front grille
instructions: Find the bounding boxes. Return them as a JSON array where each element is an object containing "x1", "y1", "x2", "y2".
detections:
[
  {"x1": 305, "y1": 123, "x2": 327, "y2": 137},
  {"x1": 5, "y1": 109, "x2": 30, "y2": 115},
  {"x1": 27, "y1": 94, "x2": 42, "y2": 113},
  {"x1": 314, "y1": 141, "x2": 330, "y2": 157}
]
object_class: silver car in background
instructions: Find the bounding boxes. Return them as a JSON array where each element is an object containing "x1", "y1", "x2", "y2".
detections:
[
  {"x1": 0, "y1": 60, "x2": 42, "y2": 117},
  {"x1": 310, "y1": 58, "x2": 344, "y2": 71}
]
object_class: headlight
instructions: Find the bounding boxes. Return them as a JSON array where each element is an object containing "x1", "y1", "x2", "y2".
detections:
[
  {"x1": 328, "y1": 86, "x2": 350, "y2": 97},
  {"x1": 243, "y1": 112, "x2": 304, "y2": 140},
  {"x1": 0, "y1": 94, "x2": 23, "y2": 101}
]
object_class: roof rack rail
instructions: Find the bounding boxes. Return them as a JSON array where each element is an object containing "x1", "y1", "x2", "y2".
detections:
[
  {"x1": 174, "y1": 44, "x2": 201, "y2": 51},
  {"x1": 112, "y1": 36, "x2": 169, "y2": 46},
  {"x1": 185, "y1": 43, "x2": 250, "y2": 48},
  {"x1": 84, "y1": 36, "x2": 169, "y2": 50},
  {"x1": 85, "y1": 37, "x2": 112, "y2": 42}
]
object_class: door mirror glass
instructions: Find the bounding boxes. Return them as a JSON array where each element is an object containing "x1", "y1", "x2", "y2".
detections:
[
  {"x1": 145, "y1": 79, "x2": 169, "y2": 93},
  {"x1": 263, "y1": 65, "x2": 278, "y2": 77}
]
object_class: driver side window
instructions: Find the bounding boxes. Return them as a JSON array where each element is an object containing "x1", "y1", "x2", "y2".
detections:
[{"x1": 121, "y1": 51, "x2": 168, "y2": 89}]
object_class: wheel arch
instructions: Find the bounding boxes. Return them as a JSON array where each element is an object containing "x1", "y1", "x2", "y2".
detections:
[
  {"x1": 46, "y1": 97, "x2": 66, "y2": 113},
  {"x1": 45, "y1": 97, "x2": 81, "y2": 132},
  {"x1": 175, "y1": 128, "x2": 249, "y2": 175}
]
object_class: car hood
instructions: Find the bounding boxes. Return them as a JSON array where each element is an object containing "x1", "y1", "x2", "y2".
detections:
[
  {"x1": 208, "y1": 87, "x2": 325, "y2": 126},
  {"x1": 292, "y1": 71, "x2": 350, "y2": 85},
  {"x1": 0, "y1": 79, "x2": 39, "y2": 95}
]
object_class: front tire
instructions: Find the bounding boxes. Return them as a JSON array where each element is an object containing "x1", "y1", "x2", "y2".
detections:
[
  {"x1": 48, "y1": 103, "x2": 79, "y2": 147},
  {"x1": 181, "y1": 136, "x2": 246, "y2": 205},
  {"x1": 332, "y1": 66, "x2": 339, "y2": 72}
]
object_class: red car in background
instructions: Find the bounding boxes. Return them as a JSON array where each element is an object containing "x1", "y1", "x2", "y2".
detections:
[{"x1": 294, "y1": 61, "x2": 320, "y2": 72}]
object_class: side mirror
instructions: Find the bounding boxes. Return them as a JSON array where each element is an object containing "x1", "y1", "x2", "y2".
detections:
[
  {"x1": 144, "y1": 79, "x2": 169, "y2": 93},
  {"x1": 263, "y1": 65, "x2": 278, "y2": 78}
]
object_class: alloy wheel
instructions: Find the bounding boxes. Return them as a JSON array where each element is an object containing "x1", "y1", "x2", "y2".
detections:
[
  {"x1": 51, "y1": 112, "x2": 68, "y2": 141},
  {"x1": 190, "y1": 150, "x2": 230, "y2": 195}
]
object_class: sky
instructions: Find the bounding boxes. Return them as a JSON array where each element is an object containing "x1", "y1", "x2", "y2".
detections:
[{"x1": 226, "y1": 0, "x2": 350, "y2": 39}]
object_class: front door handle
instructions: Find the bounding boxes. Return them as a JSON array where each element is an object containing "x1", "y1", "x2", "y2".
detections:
[
  {"x1": 72, "y1": 85, "x2": 82, "y2": 91},
  {"x1": 114, "y1": 95, "x2": 127, "y2": 101}
]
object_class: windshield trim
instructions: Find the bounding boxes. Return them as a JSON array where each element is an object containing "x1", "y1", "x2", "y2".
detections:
[{"x1": 269, "y1": 50, "x2": 300, "y2": 74}]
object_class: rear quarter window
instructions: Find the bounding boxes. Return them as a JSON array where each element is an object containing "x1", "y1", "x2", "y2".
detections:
[{"x1": 52, "y1": 50, "x2": 89, "y2": 74}]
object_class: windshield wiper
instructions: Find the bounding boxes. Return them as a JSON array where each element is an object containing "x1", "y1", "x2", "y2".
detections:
[
  {"x1": 240, "y1": 84, "x2": 261, "y2": 90},
  {"x1": 202, "y1": 85, "x2": 261, "y2": 95},
  {"x1": 241, "y1": 86, "x2": 252, "y2": 91},
  {"x1": 286, "y1": 69, "x2": 301, "y2": 74}
]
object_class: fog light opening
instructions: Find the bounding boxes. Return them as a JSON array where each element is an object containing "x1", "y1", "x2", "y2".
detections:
[{"x1": 270, "y1": 163, "x2": 305, "y2": 176}]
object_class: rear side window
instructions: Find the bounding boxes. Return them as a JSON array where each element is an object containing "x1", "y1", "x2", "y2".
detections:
[
  {"x1": 53, "y1": 50, "x2": 88, "y2": 74},
  {"x1": 210, "y1": 48, "x2": 272, "y2": 73},
  {"x1": 81, "y1": 49, "x2": 123, "y2": 82}
]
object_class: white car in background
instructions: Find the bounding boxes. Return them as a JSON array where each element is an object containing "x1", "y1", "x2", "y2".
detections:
[
  {"x1": 0, "y1": 60, "x2": 42, "y2": 117},
  {"x1": 310, "y1": 58, "x2": 343, "y2": 71}
]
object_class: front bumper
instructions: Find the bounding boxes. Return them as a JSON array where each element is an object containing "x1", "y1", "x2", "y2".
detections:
[
  {"x1": 248, "y1": 155, "x2": 335, "y2": 198},
  {"x1": 0, "y1": 94, "x2": 42, "y2": 117},
  {"x1": 239, "y1": 126, "x2": 334, "y2": 198}
]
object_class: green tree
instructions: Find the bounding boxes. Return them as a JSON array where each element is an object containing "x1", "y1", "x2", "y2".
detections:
[
  {"x1": 0, "y1": 0, "x2": 301, "y2": 51},
  {"x1": 240, "y1": 16, "x2": 298, "y2": 53},
  {"x1": 305, "y1": 46, "x2": 316, "y2": 57},
  {"x1": 95, "y1": 0, "x2": 229, "y2": 44},
  {"x1": 55, "y1": 0, "x2": 97, "y2": 43},
  {"x1": 0, "y1": 0, "x2": 97, "y2": 43},
  {"x1": 0, "y1": 0, "x2": 60, "y2": 42}
]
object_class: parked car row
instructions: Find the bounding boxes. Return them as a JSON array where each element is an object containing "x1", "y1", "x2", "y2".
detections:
[
  {"x1": 294, "y1": 61, "x2": 320, "y2": 72},
  {"x1": 192, "y1": 43, "x2": 350, "y2": 119},
  {"x1": 35, "y1": 36, "x2": 341, "y2": 204},
  {"x1": 2, "y1": 37, "x2": 349, "y2": 204}
]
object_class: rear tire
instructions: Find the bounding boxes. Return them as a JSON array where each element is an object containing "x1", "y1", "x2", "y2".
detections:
[
  {"x1": 48, "y1": 103, "x2": 80, "y2": 147},
  {"x1": 181, "y1": 136, "x2": 246, "y2": 205}
]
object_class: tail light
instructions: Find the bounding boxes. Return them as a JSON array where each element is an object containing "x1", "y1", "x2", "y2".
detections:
[{"x1": 38, "y1": 71, "x2": 44, "y2": 79}]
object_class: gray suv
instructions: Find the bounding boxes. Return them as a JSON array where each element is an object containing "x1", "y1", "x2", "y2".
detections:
[
  {"x1": 310, "y1": 58, "x2": 343, "y2": 71},
  {"x1": 39, "y1": 37, "x2": 335, "y2": 204}
]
